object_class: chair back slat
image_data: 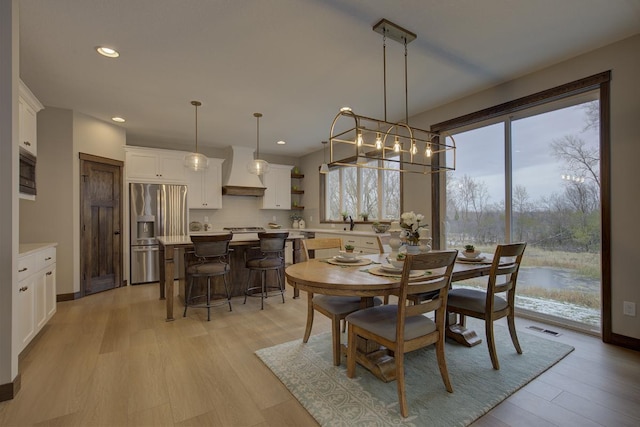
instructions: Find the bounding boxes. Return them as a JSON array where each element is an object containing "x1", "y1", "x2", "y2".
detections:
[
  {"x1": 190, "y1": 233, "x2": 233, "y2": 259},
  {"x1": 301, "y1": 238, "x2": 343, "y2": 261},
  {"x1": 396, "y1": 250, "x2": 458, "y2": 339},
  {"x1": 486, "y1": 242, "x2": 527, "y2": 307}
]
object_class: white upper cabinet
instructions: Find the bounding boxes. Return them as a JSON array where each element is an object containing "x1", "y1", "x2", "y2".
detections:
[
  {"x1": 18, "y1": 80, "x2": 44, "y2": 156},
  {"x1": 187, "y1": 158, "x2": 223, "y2": 209},
  {"x1": 125, "y1": 146, "x2": 188, "y2": 183},
  {"x1": 261, "y1": 164, "x2": 293, "y2": 210}
]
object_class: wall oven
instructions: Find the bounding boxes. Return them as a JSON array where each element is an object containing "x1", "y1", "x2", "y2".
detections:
[{"x1": 19, "y1": 149, "x2": 36, "y2": 196}]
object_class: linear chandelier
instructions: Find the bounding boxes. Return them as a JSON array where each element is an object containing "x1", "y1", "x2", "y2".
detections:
[{"x1": 328, "y1": 19, "x2": 455, "y2": 175}]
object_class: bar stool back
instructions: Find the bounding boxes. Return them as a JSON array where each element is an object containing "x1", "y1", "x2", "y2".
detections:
[
  {"x1": 183, "y1": 233, "x2": 233, "y2": 321},
  {"x1": 244, "y1": 231, "x2": 289, "y2": 309}
]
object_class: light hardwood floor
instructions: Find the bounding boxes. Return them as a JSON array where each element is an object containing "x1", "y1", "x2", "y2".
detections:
[{"x1": 1, "y1": 283, "x2": 638, "y2": 426}]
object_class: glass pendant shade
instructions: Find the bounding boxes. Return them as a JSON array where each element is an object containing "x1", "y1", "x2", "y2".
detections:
[
  {"x1": 184, "y1": 100, "x2": 209, "y2": 171},
  {"x1": 184, "y1": 152, "x2": 209, "y2": 171},
  {"x1": 247, "y1": 158, "x2": 270, "y2": 175},
  {"x1": 248, "y1": 112, "x2": 269, "y2": 175},
  {"x1": 319, "y1": 163, "x2": 329, "y2": 174}
]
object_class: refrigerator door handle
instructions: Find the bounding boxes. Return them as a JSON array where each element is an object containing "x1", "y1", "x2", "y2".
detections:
[{"x1": 132, "y1": 246, "x2": 159, "y2": 252}]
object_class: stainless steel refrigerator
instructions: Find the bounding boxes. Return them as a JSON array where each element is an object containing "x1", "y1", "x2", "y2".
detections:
[{"x1": 130, "y1": 183, "x2": 188, "y2": 284}]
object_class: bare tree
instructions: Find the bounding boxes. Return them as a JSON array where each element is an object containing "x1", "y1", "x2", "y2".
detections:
[{"x1": 551, "y1": 135, "x2": 600, "y2": 189}]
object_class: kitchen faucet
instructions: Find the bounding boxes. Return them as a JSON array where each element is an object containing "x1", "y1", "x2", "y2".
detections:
[{"x1": 349, "y1": 215, "x2": 354, "y2": 231}]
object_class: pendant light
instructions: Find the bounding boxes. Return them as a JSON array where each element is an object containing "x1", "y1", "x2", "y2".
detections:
[
  {"x1": 247, "y1": 112, "x2": 270, "y2": 175},
  {"x1": 319, "y1": 140, "x2": 329, "y2": 174},
  {"x1": 184, "y1": 100, "x2": 209, "y2": 171}
]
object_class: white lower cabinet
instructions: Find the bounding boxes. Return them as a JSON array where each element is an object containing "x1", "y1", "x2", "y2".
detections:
[
  {"x1": 16, "y1": 245, "x2": 57, "y2": 353},
  {"x1": 314, "y1": 232, "x2": 383, "y2": 255}
]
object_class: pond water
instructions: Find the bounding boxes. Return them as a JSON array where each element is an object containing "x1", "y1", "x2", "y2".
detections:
[{"x1": 517, "y1": 266, "x2": 600, "y2": 294}]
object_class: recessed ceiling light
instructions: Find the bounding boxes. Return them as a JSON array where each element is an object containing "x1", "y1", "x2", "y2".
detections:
[
  {"x1": 111, "y1": 116, "x2": 125, "y2": 123},
  {"x1": 96, "y1": 46, "x2": 119, "y2": 58},
  {"x1": 276, "y1": 140, "x2": 286, "y2": 145}
]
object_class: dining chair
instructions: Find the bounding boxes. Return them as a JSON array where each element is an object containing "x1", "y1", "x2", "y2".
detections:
[
  {"x1": 446, "y1": 242, "x2": 527, "y2": 370},
  {"x1": 244, "y1": 232, "x2": 289, "y2": 310},
  {"x1": 346, "y1": 250, "x2": 458, "y2": 418},
  {"x1": 301, "y1": 237, "x2": 382, "y2": 366},
  {"x1": 183, "y1": 233, "x2": 233, "y2": 321}
]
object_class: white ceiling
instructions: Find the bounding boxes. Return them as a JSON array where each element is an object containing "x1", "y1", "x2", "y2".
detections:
[{"x1": 19, "y1": 0, "x2": 640, "y2": 157}]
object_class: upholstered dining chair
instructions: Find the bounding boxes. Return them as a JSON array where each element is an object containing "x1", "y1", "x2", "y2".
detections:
[
  {"x1": 301, "y1": 238, "x2": 382, "y2": 366},
  {"x1": 446, "y1": 242, "x2": 527, "y2": 370},
  {"x1": 244, "y1": 232, "x2": 289, "y2": 310},
  {"x1": 183, "y1": 233, "x2": 233, "y2": 321},
  {"x1": 346, "y1": 250, "x2": 458, "y2": 418}
]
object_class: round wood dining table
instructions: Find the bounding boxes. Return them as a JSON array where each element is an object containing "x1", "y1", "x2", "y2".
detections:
[{"x1": 285, "y1": 252, "x2": 494, "y2": 382}]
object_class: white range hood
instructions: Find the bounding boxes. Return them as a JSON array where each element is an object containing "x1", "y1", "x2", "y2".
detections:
[{"x1": 221, "y1": 146, "x2": 267, "y2": 196}]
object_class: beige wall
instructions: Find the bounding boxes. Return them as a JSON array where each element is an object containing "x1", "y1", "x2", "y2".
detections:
[
  {"x1": 301, "y1": 34, "x2": 640, "y2": 340},
  {"x1": 20, "y1": 108, "x2": 126, "y2": 295}
]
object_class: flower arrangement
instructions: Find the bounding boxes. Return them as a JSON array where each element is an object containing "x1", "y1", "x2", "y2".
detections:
[
  {"x1": 400, "y1": 211, "x2": 427, "y2": 246},
  {"x1": 290, "y1": 212, "x2": 302, "y2": 221}
]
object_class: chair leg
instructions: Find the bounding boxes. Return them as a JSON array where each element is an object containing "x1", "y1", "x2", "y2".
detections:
[
  {"x1": 346, "y1": 324, "x2": 357, "y2": 378},
  {"x1": 243, "y1": 269, "x2": 251, "y2": 305},
  {"x1": 486, "y1": 320, "x2": 500, "y2": 370},
  {"x1": 435, "y1": 335, "x2": 453, "y2": 393},
  {"x1": 206, "y1": 277, "x2": 211, "y2": 321},
  {"x1": 507, "y1": 312, "x2": 522, "y2": 354},
  {"x1": 303, "y1": 293, "x2": 314, "y2": 343},
  {"x1": 278, "y1": 267, "x2": 285, "y2": 303},
  {"x1": 261, "y1": 270, "x2": 266, "y2": 310},
  {"x1": 331, "y1": 315, "x2": 342, "y2": 366},
  {"x1": 183, "y1": 276, "x2": 194, "y2": 317},
  {"x1": 223, "y1": 273, "x2": 232, "y2": 312},
  {"x1": 396, "y1": 352, "x2": 408, "y2": 418}
]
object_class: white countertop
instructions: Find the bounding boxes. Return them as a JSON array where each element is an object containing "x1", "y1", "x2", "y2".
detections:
[{"x1": 19, "y1": 242, "x2": 58, "y2": 257}]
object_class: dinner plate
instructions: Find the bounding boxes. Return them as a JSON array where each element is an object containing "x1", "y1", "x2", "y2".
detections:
[
  {"x1": 332, "y1": 255, "x2": 360, "y2": 263},
  {"x1": 380, "y1": 263, "x2": 403, "y2": 273}
]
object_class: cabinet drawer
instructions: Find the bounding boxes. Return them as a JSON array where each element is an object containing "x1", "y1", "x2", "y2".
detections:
[
  {"x1": 38, "y1": 247, "x2": 56, "y2": 270},
  {"x1": 18, "y1": 254, "x2": 36, "y2": 281}
]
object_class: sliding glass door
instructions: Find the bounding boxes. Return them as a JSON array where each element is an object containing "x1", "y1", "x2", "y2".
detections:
[{"x1": 444, "y1": 92, "x2": 602, "y2": 332}]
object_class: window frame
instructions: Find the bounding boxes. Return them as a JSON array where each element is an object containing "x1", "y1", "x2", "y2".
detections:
[{"x1": 319, "y1": 154, "x2": 403, "y2": 223}]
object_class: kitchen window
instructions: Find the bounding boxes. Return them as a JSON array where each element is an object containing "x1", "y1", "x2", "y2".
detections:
[{"x1": 321, "y1": 155, "x2": 401, "y2": 222}]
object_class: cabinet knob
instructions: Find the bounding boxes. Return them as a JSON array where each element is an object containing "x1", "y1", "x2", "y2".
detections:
[
  {"x1": 19, "y1": 286, "x2": 28, "y2": 292},
  {"x1": 18, "y1": 267, "x2": 28, "y2": 273},
  {"x1": 45, "y1": 256, "x2": 52, "y2": 260},
  {"x1": 114, "y1": 231, "x2": 121, "y2": 235},
  {"x1": 46, "y1": 271, "x2": 53, "y2": 276},
  {"x1": 23, "y1": 141, "x2": 31, "y2": 146}
]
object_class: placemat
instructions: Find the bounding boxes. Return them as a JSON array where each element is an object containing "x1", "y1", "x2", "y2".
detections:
[
  {"x1": 325, "y1": 257, "x2": 373, "y2": 267},
  {"x1": 366, "y1": 266, "x2": 427, "y2": 278}
]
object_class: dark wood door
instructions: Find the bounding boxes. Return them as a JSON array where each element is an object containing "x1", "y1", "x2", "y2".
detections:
[{"x1": 80, "y1": 154, "x2": 123, "y2": 296}]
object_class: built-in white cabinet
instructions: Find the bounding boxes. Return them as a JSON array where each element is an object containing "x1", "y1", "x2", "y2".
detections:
[
  {"x1": 261, "y1": 164, "x2": 292, "y2": 210},
  {"x1": 16, "y1": 245, "x2": 57, "y2": 353},
  {"x1": 186, "y1": 158, "x2": 224, "y2": 209},
  {"x1": 314, "y1": 232, "x2": 383, "y2": 255},
  {"x1": 17, "y1": 80, "x2": 44, "y2": 157},
  {"x1": 125, "y1": 146, "x2": 188, "y2": 183}
]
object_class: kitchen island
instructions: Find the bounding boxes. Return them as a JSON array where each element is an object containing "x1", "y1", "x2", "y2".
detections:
[{"x1": 157, "y1": 233, "x2": 303, "y2": 321}]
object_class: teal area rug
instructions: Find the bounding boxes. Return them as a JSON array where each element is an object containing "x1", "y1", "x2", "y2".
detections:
[{"x1": 256, "y1": 323, "x2": 574, "y2": 426}]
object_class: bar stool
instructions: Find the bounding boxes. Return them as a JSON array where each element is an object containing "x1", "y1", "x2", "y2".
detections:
[
  {"x1": 244, "y1": 231, "x2": 289, "y2": 309},
  {"x1": 183, "y1": 233, "x2": 233, "y2": 321}
]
